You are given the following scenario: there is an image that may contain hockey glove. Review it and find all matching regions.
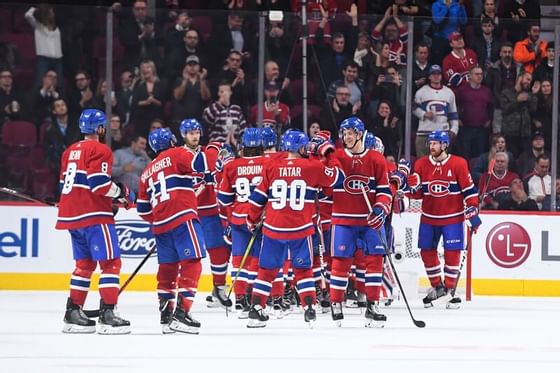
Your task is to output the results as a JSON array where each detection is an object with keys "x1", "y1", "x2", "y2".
[
  {"x1": 407, "y1": 172, "x2": 422, "y2": 193},
  {"x1": 465, "y1": 206, "x2": 482, "y2": 233},
  {"x1": 223, "y1": 225, "x2": 232, "y2": 246},
  {"x1": 215, "y1": 143, "x2": 235, "y2": 172},
  {"x1": 115, "y1": 182, "x2": 135, "y2": 209},
  {"x1": 246, "y1": 217, "x2": 257, "y2": 234},
  {"x1": 307, "y1": 133, "x2": 329, "y2": 156},
  {"x1": 389, "y1": 170, "x2": 408, "y2": 191},
  {"x1": 367, "y1": 203, "x2": 388, "y2": 230},
  {"x1": 397, "y1": 158, "x2": 411, "y2": 177}
]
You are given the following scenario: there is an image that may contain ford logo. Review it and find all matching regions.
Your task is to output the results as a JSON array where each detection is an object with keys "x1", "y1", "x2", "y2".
[{"x1": 115, "y1": 220, "x2": 156, "y2": 258}]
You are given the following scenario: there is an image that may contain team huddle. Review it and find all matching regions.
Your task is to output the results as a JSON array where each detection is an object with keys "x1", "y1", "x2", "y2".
[{"x1": 56, "y1": 108, "x2": 482, "y2": 335}]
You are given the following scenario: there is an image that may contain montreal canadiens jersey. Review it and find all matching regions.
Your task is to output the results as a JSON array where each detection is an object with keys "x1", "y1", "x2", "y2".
[
  {"x1": 218, "y1": 155, "x2": 268, "y2": 226},
  {"x1": 192, "y1": 144, "x2": 220, "y2": 218},
  {"x1": 412, "y1": 154, "x2": 478, "y2": 225},
  {"x1": 442, "y1": 49, "x2": 478, "y2": 87},
  {"x1": 479, "y1": 170, "x2": 519, "y2": 206},
  {"x1": 136, "y1": 147, "x2": 208, "y2": 234},
  {"x1": 413, "y1": 84, "x2": 459, "y2": 135},
  {"x1": 249, "y1": 156, "x2": 344, "y2": 240},
  {"x1": 56, "y1": 139, "x2": 116, "y2": 230},
  {"x1": 331, "y1": 148, "x2": 392, "y2": 226}
]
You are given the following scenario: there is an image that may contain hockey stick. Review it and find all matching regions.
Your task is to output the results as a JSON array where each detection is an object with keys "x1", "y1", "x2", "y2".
[
  {"x1": 314, "y1": 196, "x2": 329, "y2": 289},
  {"x1": 450, "y1": 227, "x2": 473, "y2": 298},
  {"x1": 83, "y1": 247, "x2": 156, "y2": 317},
  {"x1": 0, "y1": 187, "x2": 57, "y2": 206},
  {"x1": 361, "y1": 186, "x2": 426, "y2": 328}
]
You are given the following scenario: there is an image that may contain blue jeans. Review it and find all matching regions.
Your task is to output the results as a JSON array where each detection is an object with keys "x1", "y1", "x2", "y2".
[{"x1": 35, "y1": 56, "x2": 64, "y2": 88}]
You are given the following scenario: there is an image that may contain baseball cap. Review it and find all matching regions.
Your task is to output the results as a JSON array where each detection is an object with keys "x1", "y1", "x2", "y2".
[
  {"x1": 448, "y1": 31, "x2": 463, "y2": 42},
  {"x1": 186, "y1": 55, "x2": 200, "y2": 65},
  {"x1": 264, "y1": 80, "x2": 280, "y2": 91},
  {"x1": 532, "y1": 131, "x2": 545, "y2": 141},
  {"x1": 428, "y1": 64, "x2": 442, "y2": 75}
]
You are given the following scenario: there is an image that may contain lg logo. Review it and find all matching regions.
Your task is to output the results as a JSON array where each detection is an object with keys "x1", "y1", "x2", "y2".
[{"x1": 486, "y1": 222, "x2": 531, "y2": 268}]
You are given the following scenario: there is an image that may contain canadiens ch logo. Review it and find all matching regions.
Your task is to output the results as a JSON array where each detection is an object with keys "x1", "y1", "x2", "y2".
[
  {"x1": 343, "y1": 175, "x2": 370, "y2": 195},
  {"x1": 428, "y1": 180, "x2": 450, "y2": 197}
]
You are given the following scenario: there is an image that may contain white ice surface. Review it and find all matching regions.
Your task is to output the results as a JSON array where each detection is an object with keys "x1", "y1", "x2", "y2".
[{"x1": 0, "y1": 291, "x2": 559, "y2": 373}]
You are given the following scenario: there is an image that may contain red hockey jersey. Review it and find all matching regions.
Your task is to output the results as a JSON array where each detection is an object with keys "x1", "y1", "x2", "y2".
[
  {"x1": 479, "y1": 170, "x2": 519, "y2": 206},
  {"x1": 218, "y1": 155, "x2": 268, "y2": 226},
  {"x1": 56, "y1": 139, "x2": 116, "y2": 230},
  {"x1": 442, "y1": 49, "x2": 478, "y2": 87},
  {"x1": 412, "y1": 155, "x2": 478, "y2": 225},
  {"x1": 136, "y1": 147, "x2": 208, "y2": 234},
  {"x1": 192, "y1": 144, "x2": 220, "y2": 218},
  {"x1": 248, "y1": 156, "x2": 344, "y2": 240},
  {"x1": 331, "y1": 148, "x2": 392, "y2": 226}
]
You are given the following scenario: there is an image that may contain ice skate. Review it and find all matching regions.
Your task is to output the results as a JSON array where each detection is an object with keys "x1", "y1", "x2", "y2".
[
  {"x1": 97, "y1": 300, "x2": 131, "y2": 335},
  {"x1": 169, "y1": 302, "x2": 201, "y2": 334},
  {"x1": 344, "y1": 283, "x2": 359, "y2": 308},
  {"x1": 303, "y1": 296, "x2": 316, "y2": 328},
  {"x1": 206, "y1": 286, "x2": 232, "y2": 309},
  {"x1": 272, "y1": 297, "x2": 285, "y2": 319},
  {"x1": 319, "y1": 289, "x2": 330, "y2": 313},
  {"x1": 357, "y1": 292, "x2": 367, "y2": 308},
  {"x1": 247, "y1": 298, "x2": 269, "y2": 328},
  {"x1": 446, "y1": 296, "x2": 462, "y2": 309},
  {"x1": 364, "y1": 301, "x2": 387, "y2": 328},
  {"x1": 236, "y1": 295, "x2": 250, "y2": 319},
  {"x1": 62, "y1": 298, "x2": 96, "y2": 334},
  {"x1": 330, "y1": 302, "x2": 344, "y2": 327},
  {"x1": 159, "y1": 298, "x2": 175, "y2": 334},
  {"x1": 423, "y1": 284, "x2": 452, "y2": 308}
]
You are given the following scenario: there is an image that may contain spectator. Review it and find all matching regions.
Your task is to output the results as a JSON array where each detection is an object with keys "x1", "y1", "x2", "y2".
[
  {"x1": 172, "y1": 55, "x2": 211, "y2": 126},
  {"x1": 146, "y1": 118, "x2": 164, "y2": 158},
  {"x1": 533, "y1": 79, "x2": 553, "y2": 151},
  {"x1": 369, "y1": 42, "x2": 392, "y2": 76},
  {"x1": 484, "y1": 42, "x2": 518, "y2": 134},
  {"x1": 474, "y1": 0, "x2": 503, "y2": 38},
  {"x1": 532, "y1": 42, "x2": 554, "y2": 84},
  {"x1": 430, "y1": 0, "x2": 467, "y2": 65},
  {"x1": 504, "y1": 0, "x2": 541, "y2": 44},
  {"x1": 119, "y1": 0, "x2": 162, "y2": 70},
  {"x1": 526, "y1": 153, "x2": 551, "y2": 209},
  {"x1": 112, "y1": 135, "x2": 151, "y2": 194},
  {"x1": 352, "y1": 32, "x2": 375, "y2": 84},
  {"x1": 308, "y1": 121, "x2": 321, "y2": 138},
  {"x1": 371, "y1": 6, "x2": 408, "y2": 65},
  {"x1": 412, "y1": 43, "x2": 430, "y2": 94},
  {"x1": 165, "y1": 29, "x2": 209, "y2": 82},
  {"x1": 130, "y1": 60, "x2": 166, "y2": 138},
  {"x1": 473, "y1": 17, "x2": 501, "y2": 74},
  {"x1": 203, "y1": 82, "x2": 247, "y2": 147},
  {"x1": 442, "y1": 32, "x2": 478, "y2": 88},
  {"x1": 319, "y1": 84, "x2": 358, "y2": 141},
  {"x1": 24, "y1": 5, "x2": 63, "y2": 88},
  {"x1": 517, "y1": 131, "x2": 548, "y2": 178},
  {"x1": 207, "y1": 12, "x2": 253, "y2": 73},
  {"x1": 497, "y1": 178, "x2": 539, "y2": 211},
  {"x1": 44, "y1": 98, "x2": 81, "y2": 173},
  {"x1": 499, "y1": 71, "x2": 538, "y2": 157},
  {"x1": 211, "y1": 50, "x2": 248, "y2": 112},
  {"x1": 326, "y1": 61, "x2": 365, "y2": 110},
  {"x1": 472, "y1": 133, "x2": 516, "y2": 184},
  {"x1": 69, "y1": 70, "x2": 95, "y2": 113},
  {"x1": 28, "y1": 69, "x2": 62, "y2": 126},
  {"x1": 456, "y1": 66, "x2": 493, "y2": 160},
  {"x1": 262, "y1": 60, "x2": 292, "y2": 106},
  {"x1": 92, "y1": 79, "x2": 117, "y2": 113},
  {"x1": 368, "y1": 99, "x2": 401, "y2": 158},
  {"x1": 163, "y1": 11, "x2": 191, "y2": 57},
  {"x1": 542, "y1": 177, "x2": 560, "y2": 212},
  {"x1": 413, "y1": 64, "x2": 459, "y2": 157},
  {"x1": 248, "y1": 80, "x2": 290, "y2": 132},
  {"x1": 108, "y1": 114, "x2": 126, "y2": 151},
  {"x1": 266, "y1": 16, "x2": 296, "y2": 80},
  {"x1": 479, "y1": 151, "x2": 519, "y2": 209},
  {"x1": 0, "y1": 68, "x2": 24, "y2": 123},
  {"x1": 315, "y1": 30, "x2": 356, "y2": 94},
  {"x1": 513, "y1": 23, "x2": 547, "y2": 74},
  {"x1": 369, "y1": 64, "x2": 403, "y2": 118},
  {"x1": 115, "y1": 69, "x2": 137, "y2": 127}
]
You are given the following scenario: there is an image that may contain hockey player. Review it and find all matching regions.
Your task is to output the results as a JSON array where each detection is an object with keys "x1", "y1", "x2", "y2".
[
  {"x1": 137, "y1": 128, "x2": 210, "y2": 334},
  {"x1": 57, "y1": 108, "x2": 133, "y2": 335},
  {"x1": 218, "y1": 128, "x2": 267, "y2": 318},
  {"x1": 328, "y1": 117, "x2": 392, "y2": 327},
  {"x1": 408, "y1": 130, "x2": 481, "y2": 309},
  {"x1": 246, "y1": 130, "x2": 344, "y2": 328},
  {"x1": 179, "y1": 118, "x2": 233, "y2": 309}
]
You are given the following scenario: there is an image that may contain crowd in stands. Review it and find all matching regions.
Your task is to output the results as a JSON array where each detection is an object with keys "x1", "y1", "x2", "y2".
[{"x1": 0, "y1": 0, "x2": 558, "y2": 211}]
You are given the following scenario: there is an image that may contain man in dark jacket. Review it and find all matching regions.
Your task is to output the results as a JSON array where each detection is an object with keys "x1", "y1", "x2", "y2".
[{"x1": 319, "y1": 84, "x2": 361, "y2": 141}]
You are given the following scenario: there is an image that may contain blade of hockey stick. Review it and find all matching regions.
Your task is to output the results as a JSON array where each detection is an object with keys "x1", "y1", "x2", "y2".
[
  {"x1": 361, "y1": 186, "x2": 426, "y2": 328},
  {"x1": 0, "y1": 187, "x2": 57, "y2": 206}
]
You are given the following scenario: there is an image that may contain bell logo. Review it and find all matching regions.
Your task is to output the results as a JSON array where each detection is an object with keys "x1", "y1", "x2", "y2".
[{"x1": 486, "y1": 222, "x2": 531, "y2": 268}]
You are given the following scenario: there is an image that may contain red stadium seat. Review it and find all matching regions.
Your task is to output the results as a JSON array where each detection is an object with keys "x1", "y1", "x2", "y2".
[
  {"x1": 1, "y1": 121, "x2": 37, "y2": 147},
  {"x1": 289, "y1": 79, "x2": 317, "y2": 105},
  {"x1": 190, "y1": 16, "x2": 213, "y2": 42}
]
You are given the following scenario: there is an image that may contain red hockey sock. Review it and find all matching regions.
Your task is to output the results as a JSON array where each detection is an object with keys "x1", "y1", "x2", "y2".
[
  {"x1": 354, "y1": 249, "x2": 366, "y2": 294},
  {"x1": 208, "y1": 246, "x2": 230, "y2": 286},
  {"x1": 294, "y1": 268, "x2": 317, "y2": 305},
  {"x1": 421, "y1": 249, "x2": 442, "y2": 287},
  {"x1": 98, "y1": 258, "x2": 121, "y2": 305},
  {"x1": 312, "y1": 255, "x2": 323, "y2": 287},
  {"x1": 231, "y1": 255, "x2": 248, "y2": 298},
  {"x1": 251, "y1": 268, "x2": 278, "y2": 307},
  {"x1": 157, "y1": 262, "x2": 178, "y2": 305},
  {"x1": 69, "y1": 259, "x2": 96, "y2": 306},
  {"x1": 177, "y1": 259, "x2": 202, "y2": 312},
  {"x1": 329, "y1": 257, "x2": 353, "y2": 303},
  {"x1": 270, "y1": 268, "x2": 284, "y2": 298},
  {"x1": 365, "y1": 255, "x2": 383, "y2": 301},
  {"x1": 444, "y1": 250, "x2": 462, "y2": 289}
]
